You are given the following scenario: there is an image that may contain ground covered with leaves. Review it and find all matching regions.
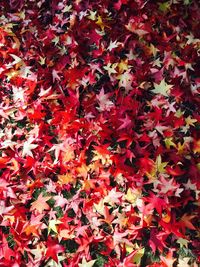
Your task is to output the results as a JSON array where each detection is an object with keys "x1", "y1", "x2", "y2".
[{"x1": 0, "y1": 0, "x2": 200, "y2": 266}]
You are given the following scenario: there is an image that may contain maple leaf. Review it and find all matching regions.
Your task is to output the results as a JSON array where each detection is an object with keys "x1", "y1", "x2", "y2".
[
  {"x1": 160, "y1": 250, "x2": 176, "y2": 267},
  {"x1": 0, "y1": 1, "x2": 199, "y2": 265},
  {"x1": 0, "y1": 235, "x2": 16, "y2": 260},
  {"x1": 93, "y1": 144, "x2": 112, "y2": 165},
  {"x1": 23, "y1": 224, "x2": 40, "y2": 237},
  {"x1": 48, "y1": 219, "x2": 62, "y2": 234},
  {"x1": 159, "y1": 2, "x2": 171, "y2": 12},
  {"x1": 107, "y1": 40, "x2": 121, "y2": 51},
  {"x1": 58, "y1": 173, "x2": 76, "y2": 185},
  {"x1": 117, "y1": 133, "x2": 133, "y2": 148},
  {"x1": 152, "y1": 79, "x2": 173, "y2": 97},
  {"x1": 132, "y1": 247, "x2": 145, "y2": 265},
  {"x1": 149, "y1": 228, "x2": 167, "y2": 253},
  {"x1": 117, "y1": 70, "x2": 133, "y2": 92},
  {"x1": 185, "y1": 115, "x2": 197, "y2": 127},
  {"x1": 118, "y1": 59, "x2": 131, "y2": 73},
  {"x1": 30, "y1": 193, "x2": 51, "y2": 213},
  {"x1": 103, "y1": 62, "x2": 118, "y2": 76},
  {"x1": 117, "y1": 114, "x2": 132, "y2": 130},
  {"x1": 21, "y1": 138, "x2": 38, "y2": 157},
  {"x1": 177, "y1": 257, "x2": 191, "y2": 267},
  {"x1": 52, "y1": 69, "x2": 60, "y2": 83},
  {"x1": 95, "y1": 15, "x2": 109, "y2": 31},
  {"x1": 47, "y1": 255, "x2": 66, "y2": 267},
  {"x1": 124, "y1": 188, "x2": 141, "y2": 205},
  {"x1": 155, "y1": 125, "x2": 168, "y2": 135},
  {"x1": 93, "y1": 199, "x2": 105, "y2": 215},
  {"x1": 78, "y1": 257, "x2": 96, "y2": 267},
  {"x1": 22, "y1": 213, "x2": 44, "y2": 236},
  {"x1": 0, "y1": 156, "x2": 10, "y2": 168},
  {"x1": 177, "y1": 238, "x2": 189, "y2": 249},
  {"x1": 0, "y1": 200, "x2": 14, "y2": 216},
  {"x1": 104, "y1": 188, "x2": 123, "y2": 205},
  {"x1": 76, "y1": 231, "x2": 94, "y2": 256},
  {"x1": 54, "y1": 194, "x2": 68, "y2": 207},
  {"x1": 156, "y1": 155, "x2": 168, "y2": 174},
  {"x1": 6, "y1": 53, "x2": 22, "y2": 68},
  {"x1": 179, "y1": 214, "x2": 196, "y2": 232},
  {"x1": 1, "y1": 139, "x2": 17, "y2": 150},
  {"x1": 154, "y1": 176, "x2": 183, "y2": 196},
  {"x1": 139, "y1": 156, "x2": 155, "y2": 177},
  {"x1": 48, "y1": 141, "x2": 74, "y2": 164},
  {"x1": 121, "y1": 250, "x2": 138, "y2": 267},
  {"x1": 166, "y1": 165, "x2": 185, "y2": 176},
  {"x1": 45, "y1": 237, "x2": 64, "y2": 263},
  {"x1": 176, "y1": 142, "x2": 186, "y2": 154},
  {"x1": 164, "y1": 137, "x2": 176, "y2": 149},
  {"x1": 193, "y1": 139, "x2": 200, "y2": 154},
  {"x1": 0, "y1": 108, "x2": 9, "y2": 119},
  {"x1": 144, "y1": 192, "x2": 167, "y2": 215},
  {"x1": 87, "y1": 10, "x2": 97, "y2": 20},
  {"x1": 100, "y1": 206, "x2": 115, "y2": 224}
]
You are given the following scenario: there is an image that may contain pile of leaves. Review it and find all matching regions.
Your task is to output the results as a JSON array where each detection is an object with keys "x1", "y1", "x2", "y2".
[{"x1": 0, "y1": 0, "x2": 200, "y2": 266}]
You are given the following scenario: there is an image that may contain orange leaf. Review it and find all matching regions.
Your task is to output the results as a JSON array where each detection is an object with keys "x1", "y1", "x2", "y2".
[{"x1": 30, "y1": 194, "x2": 51, "y2": 213}]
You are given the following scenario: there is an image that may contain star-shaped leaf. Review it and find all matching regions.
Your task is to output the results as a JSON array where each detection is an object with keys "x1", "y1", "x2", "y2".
[
  {"x1": 152, "y1": 79, "x2": 173, "y2": 97},
  {"x1": 78, "y1": 257, "x2": 96, "y2": 267},
  {"x1": 22, "y1": 139, "x2": 38, "y2": 157},
  {"x1": 30, "y1": 194, "x2": 51, "y2": 214}
]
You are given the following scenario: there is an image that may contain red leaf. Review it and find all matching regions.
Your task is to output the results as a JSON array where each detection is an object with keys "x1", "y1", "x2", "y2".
[
  {"x1": 149, "y1": 229, "x2": 168, "y2": 253},
  {"x1": 45, "y1": 237, "x2": 64, "y2": 263},
  {"x1": 0, "y1": 235, "x2": 16, "y2": 260}
]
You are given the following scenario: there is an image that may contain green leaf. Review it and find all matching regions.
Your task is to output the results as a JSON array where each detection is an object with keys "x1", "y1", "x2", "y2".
[
  {"x1": 93, "y1": 254, "x2": 108, "y2": 267},
  {"x1": 159, "y1": 1, "x2": 171, "y2": 12}
]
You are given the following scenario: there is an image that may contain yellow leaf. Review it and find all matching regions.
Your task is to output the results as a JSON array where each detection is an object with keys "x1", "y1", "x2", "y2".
[
  {"x1": 176, "y1": 142, "x2": 185, "y2": 155},
  {"x1": 132, "y1": 248, "x2": 145, "y2": 265},
  {"x1": 62, "y1": 5, "x2": 72, "y2": 13},
  {"x1": 175, "y1": 109, "x2": 184, "y2": 118},
  {"x1": 93, "y1": 199, "x2": 104, "y2": 215},
  {"x1": 185, "y1": 116, "x2": 197, "y2": 127},
  {"x1": 96, "y1": 16, "x2": 106, "y2": 31},
  {"x1": 48, "y1": 219, "x2": 61, "y2": 234},
  {"x1": 164, "y1": 137, "x2": 176, "y2": 149},
  {"x1": 118, "y1": 59, "x2": 130, "y2": 73},
  {"x1": 125, "y1": 244, "x2": 135, "y2": 254},
  {"x1": 156, "y1": 155, "x2": 168, "y2": 173},
  {"x1": 125, "y1": 188, "x2": 140, "y2": 204}
]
